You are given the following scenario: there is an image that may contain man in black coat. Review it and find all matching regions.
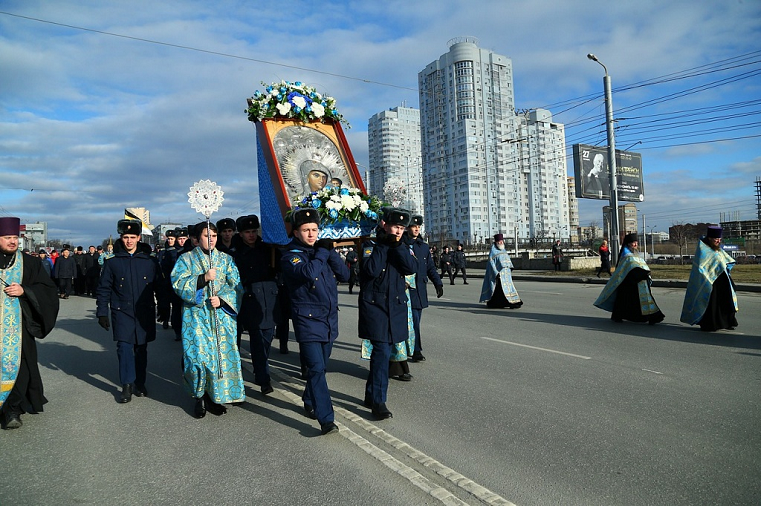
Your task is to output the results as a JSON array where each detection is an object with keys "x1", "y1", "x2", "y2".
[
  {"x1": 158, "y1": 229, "x2": 182, "y2": 339},
  {"x1": 96, "y1": 219, "x2": 167, "y2": 403},
  {"x1": 451, "y1": 243, "x2": 468, "y2": 284},
  {"x1": 83, "y1": 245, "x2": 100, "y2": 297},
  {"x1": 358, "y1": 208, "x2": 417, "y2": 420},
  {"x1": 1, "y1": 217, "x2": 59, "y2": 429},
  {"x1": 231, "y1": 215, "x2": 280, "y2": 396},
  {"x1": 439, "y1": 246, "x2": 454, "y2": 285},
  {"x1": 405, "y1": 215, "x2": 444, "y2": 363},
  {"x1": 345, "y1": 246, "x2": 359, "y2": 294},
  {"x1": 53, "y1": 245, "x2": 77, "y2": 298}
]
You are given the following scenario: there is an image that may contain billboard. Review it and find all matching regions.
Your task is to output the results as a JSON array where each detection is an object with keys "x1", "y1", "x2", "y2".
[{"x1": 573, "y1": 144, "x2": 644, "y2": 201}]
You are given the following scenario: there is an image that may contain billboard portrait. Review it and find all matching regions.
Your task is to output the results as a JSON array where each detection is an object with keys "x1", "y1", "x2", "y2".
[{"x1": 573, "y1": 144, "x2": 644, "y2": 202}]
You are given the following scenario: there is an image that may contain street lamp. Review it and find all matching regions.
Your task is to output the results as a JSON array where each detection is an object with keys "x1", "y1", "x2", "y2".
[{"x1": 588, "y1": 53, "x2": 620, "y2": 263}]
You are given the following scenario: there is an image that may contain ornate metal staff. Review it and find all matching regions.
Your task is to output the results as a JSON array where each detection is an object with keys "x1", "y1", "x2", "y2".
[{"x1": 188, "y1": 179, "x2": 225, "y2": 379}]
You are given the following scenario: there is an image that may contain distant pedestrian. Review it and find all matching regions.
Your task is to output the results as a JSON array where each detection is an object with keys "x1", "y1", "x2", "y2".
[
  {"x1": 594, "y1": 233, "x2": 665, "y2": 325},
  {"x1": 680, "y1": 225, "x2": 738, "y2": 331},
  {"x1": 480, "y1": 233, "x2": 523, "y2": 309},
  {"x1": 552, "y1": 240, "x2": 563, "y2": 272},
  {"x1": 452, "y1": 244, "x2": 468, "y2": 284},
  {"x1": 440, "y1": 246, "x2": 454, "y2": 285},
  {"x1": 53, "y1": 245, "x2": 76, "y2": 299},
  {"x1": 596, "y1": 239, "x2": 611, "y2": 277},
  {"x1": 345, "y1": 246, "x2": 359, "y2": 294}
]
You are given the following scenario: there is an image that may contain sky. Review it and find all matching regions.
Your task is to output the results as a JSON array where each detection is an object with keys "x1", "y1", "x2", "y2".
[{"x1": 1, "y1": 0, "x2": 760, "y2": 247}]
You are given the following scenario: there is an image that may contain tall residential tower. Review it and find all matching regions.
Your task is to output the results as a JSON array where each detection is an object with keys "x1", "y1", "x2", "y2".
[{"x1": 417, "y1": 37, "x2": 569, "y2": 245}]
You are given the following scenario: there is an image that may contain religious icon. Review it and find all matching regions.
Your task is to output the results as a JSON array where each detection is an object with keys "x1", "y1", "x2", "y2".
[{"x1": 256, "y1": 119, "x2": 366, "y2": 215}]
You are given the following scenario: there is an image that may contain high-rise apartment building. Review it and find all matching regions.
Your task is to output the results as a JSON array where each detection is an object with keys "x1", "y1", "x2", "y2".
[
  {"x1": 367, "y1": 106, "x2": 424, "y2": 215},
  {"x1": 417, "y1": 37, "x2": 569, "y2": 245}
]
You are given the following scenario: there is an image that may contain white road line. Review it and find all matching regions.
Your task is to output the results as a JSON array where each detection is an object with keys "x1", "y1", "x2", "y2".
[
  {"x1": 269, "y1": 370, "x2": 516, "y2": 506},
  {"x1": 480, "y1": 337, "x2": 591, "y2": 360},
  {"x1": 642, "y1": 369, "x2": 664, "y2": 375}
]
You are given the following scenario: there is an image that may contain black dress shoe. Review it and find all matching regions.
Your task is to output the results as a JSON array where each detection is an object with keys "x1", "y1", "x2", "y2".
[
  {"x1": 134, "y1": 384, "x2": 148, "y2": 397},
  {"x1": 410, "y1": 353, "x2": 426, "y2": 362},
  {"x1": 372, "y1": 403, "x2": 393, "y2": 420},
  {"x1": 261, "y1": 383, "x2": 274, "y2": 396},
  {"x1": 304, "y1": 404, "x2": 316, "y2": 419},
  {"x1": 399, "y1": 373, "x2": 413, "y2": 381},
  {"x1": 4, "y1": 410, "x2": 22, "y2": 429},
  {"x1": 320, "y1": 422, "x2": 339, "y2": 435},
  {"x1": 193, "y1": 398, "x2": 206, "y2": 418},
  {"x1": 119, "y1": 384, "x2": 132, "y2": 403},
  {"x1": 279, "y1": 347, "x2": 289, "y2": 355}
]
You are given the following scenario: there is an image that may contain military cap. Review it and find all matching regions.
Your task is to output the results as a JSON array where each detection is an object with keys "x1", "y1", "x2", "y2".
[
  {"x1": 62, "y1": 243, "x2": 71, "y2": 251},
  {"x1": 706, "y1": 225, "x2": 722, "y2": 238},
  {"x1": 117, "y1": 219, "x2": 142, "y2": 236},
  {"x1": 165, "y1": 229, "x2": 176, "y2": 238},
  {"x1": 96, "y1": 245, "x2": 103, "y2": 251},
  {"x1": 291, "y1": 209, "x2": 320, "y2": 230},
  {"x1": 176, "y1": 227, "x2": 189, "y2": 238},
  {"x1": 0, "y1": 217, "x2": 20, "y2": 236},
  {"x1": 216, "y1": 217, "x2": 236, "y2": 232},
  {"x1": 76, "y1": 246, "x2": 83, "y2": 252},
  {"x1": 186, "y1": 224, "x2": 197, "y2": 237},
  {"x1": 383, "y1": 208, "x2": 411, "y2": 227},
  {"x1": 236, "y1": 215, "x2": 260, "y2": 232},
  {"x1": 410, "y1": 215, "x2": 423, "y2": 227}
]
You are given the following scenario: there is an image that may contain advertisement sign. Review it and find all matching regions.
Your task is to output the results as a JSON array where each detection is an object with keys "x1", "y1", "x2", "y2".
[{"x1": 573, "y1": 144, "x2": 644, "y2": 201}]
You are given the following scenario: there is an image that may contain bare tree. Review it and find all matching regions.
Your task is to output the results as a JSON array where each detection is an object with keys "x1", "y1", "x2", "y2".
[{"x1": 669, "y1": 221, "x2": 691, "y2": 262}]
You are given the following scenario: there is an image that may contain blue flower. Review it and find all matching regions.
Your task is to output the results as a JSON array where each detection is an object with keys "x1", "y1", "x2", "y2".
[
  {"x1": 311, "y1": 199, "x2": 321, "y2": 209},
  {"x1": 329, "y1": 209, "x2": 338, "y2": 219},
  {"x1": 340, "y1": 188, "x2": 349, "y2": 195},
  {"x1": 254, "y1": 90, "x2": 261, "y2": 97},
  {"x1": 295, "y1": 81, "x2": 303, "y2": 86}
]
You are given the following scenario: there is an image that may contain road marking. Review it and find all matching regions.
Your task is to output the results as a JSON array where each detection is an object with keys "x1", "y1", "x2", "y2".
[
  {"x1": 265, "y1": 367, "x2": 517, "y2": 506},
  {"x1": 642, "y1": 369, "x2": 663, "y2": 375},
  {"x1": 480, "y1": 337, "x2": 591, "y2": 360}
]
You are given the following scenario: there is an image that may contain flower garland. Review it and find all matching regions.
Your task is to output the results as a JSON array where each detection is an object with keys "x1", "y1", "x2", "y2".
[
  {"x1": 287, "y1": 186, "x2": 386, "y2": 226},
  {"x1": 246, "y1": 80, "x2": 349, "y2": 127}
]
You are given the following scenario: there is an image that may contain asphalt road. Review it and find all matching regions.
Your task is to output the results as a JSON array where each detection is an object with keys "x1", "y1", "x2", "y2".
[{"x1": 3, "y1": 279, "x2": 760, "y2": 505}]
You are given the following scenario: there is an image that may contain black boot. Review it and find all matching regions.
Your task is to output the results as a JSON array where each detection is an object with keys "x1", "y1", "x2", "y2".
[
  {"x1": 119, "y1": 384, "x2": 132, "y2": 403},
  {"x1": 193, "y1": 397, "x2": 206, "y2": 418},
  {"x1": 3, "y1": 409, "x2": 22, "y2": 429},
  {"x1": 372, "y1": 403, "x2": 393, "y2": 420}
]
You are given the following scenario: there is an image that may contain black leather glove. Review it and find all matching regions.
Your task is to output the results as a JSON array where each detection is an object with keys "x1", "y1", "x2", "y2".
[
  {"x1": 98, "y1": 316, "x2": 110, "y2": 331},
  {"x1": 315, "y1": 239, "x2": 334, "y2": 251},
  {"x1": 384, "y1": 234, "x2": 402, "y2": 248},
  {"x1": 435, "y1": 285, "x2": 444, "y2": 298}
]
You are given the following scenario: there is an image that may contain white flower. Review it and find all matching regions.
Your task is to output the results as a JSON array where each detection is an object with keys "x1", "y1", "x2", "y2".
[
  {"x1": 326, "y1": 200, "x2": 341, "y2": 211},
  {"x1": 312, "y1": 102, "x2": 325, "y2": 118},
  {"x1": 330, "y1": 195, "x2": 341, "y2": 202},
  {"x1": 291, "y1": 95, "x2": 307, "y2": 109},
  {"x1": 359, "y1": 201, "x2": 369, "y2": 212},
  {"x1": 341, "y1": 194, "x2": 357, "y2": 211},
  {"x1": 276, "y1": 102, "x2": 291, "y2": 115}
]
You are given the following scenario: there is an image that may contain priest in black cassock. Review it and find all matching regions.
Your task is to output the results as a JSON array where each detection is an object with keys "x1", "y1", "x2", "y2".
[{"x1": 0, "y1": 217, "x2": 60, "y2": 429}]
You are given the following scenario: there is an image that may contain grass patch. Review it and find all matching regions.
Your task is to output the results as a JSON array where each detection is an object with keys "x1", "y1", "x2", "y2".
[{"x1": 538, "y1": 264, "x2": 761, "y2": 283}]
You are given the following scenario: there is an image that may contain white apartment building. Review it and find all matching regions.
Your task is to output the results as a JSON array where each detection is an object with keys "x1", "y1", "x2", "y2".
[
  {"x1": 417, "y1": 37, "x2": 569, "y2": 245},
  {"x1": 367, "y1": 106, "x2": 424, "y2": 216}
]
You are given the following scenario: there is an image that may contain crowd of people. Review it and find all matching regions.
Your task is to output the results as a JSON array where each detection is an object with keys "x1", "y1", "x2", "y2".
[{"x1": 0, "y1": 213, "x2": 740, "y2": 433}]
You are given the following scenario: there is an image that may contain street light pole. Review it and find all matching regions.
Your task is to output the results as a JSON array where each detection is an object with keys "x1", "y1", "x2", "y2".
[{"x1": 588, "y1": 53, "x2": 620, "y2": 263}]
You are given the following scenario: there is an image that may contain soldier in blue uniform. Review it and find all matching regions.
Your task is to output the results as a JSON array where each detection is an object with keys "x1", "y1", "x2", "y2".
[
  {"x1": 96, "y1": 219, "x2": 167, "y2": 403},
  {"x1": 231, "y1": 215, "x2": 280, "y2": 396},
  {"x1": 281, "y1": 209, "x2": 349, "y2": 435},
  {"x1": 215, "y1": 217, "x2": 236, "y2": 255},
  {"x1": 405, "y1": 215, "x2": 444, "y2": 363},
  {"x1": 358, "y1": 208, "x2": 417, "y2": 420}
]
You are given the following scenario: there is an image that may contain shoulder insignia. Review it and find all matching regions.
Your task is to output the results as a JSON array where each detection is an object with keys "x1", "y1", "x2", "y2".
[
  {"x1": 290, "y1": 256, "x2": 302, "y2": 265},
  {"x1": 363, "y1": 247, "x2": 374, "y2": 257}
]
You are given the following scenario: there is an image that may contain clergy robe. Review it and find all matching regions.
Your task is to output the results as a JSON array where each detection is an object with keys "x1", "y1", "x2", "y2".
[
  {"x1": 1, "y1": 251, "x2": 59, "y2": 412},
  {"x1": 171, "y1": 247, "x2": 245, "y2": 404}
]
